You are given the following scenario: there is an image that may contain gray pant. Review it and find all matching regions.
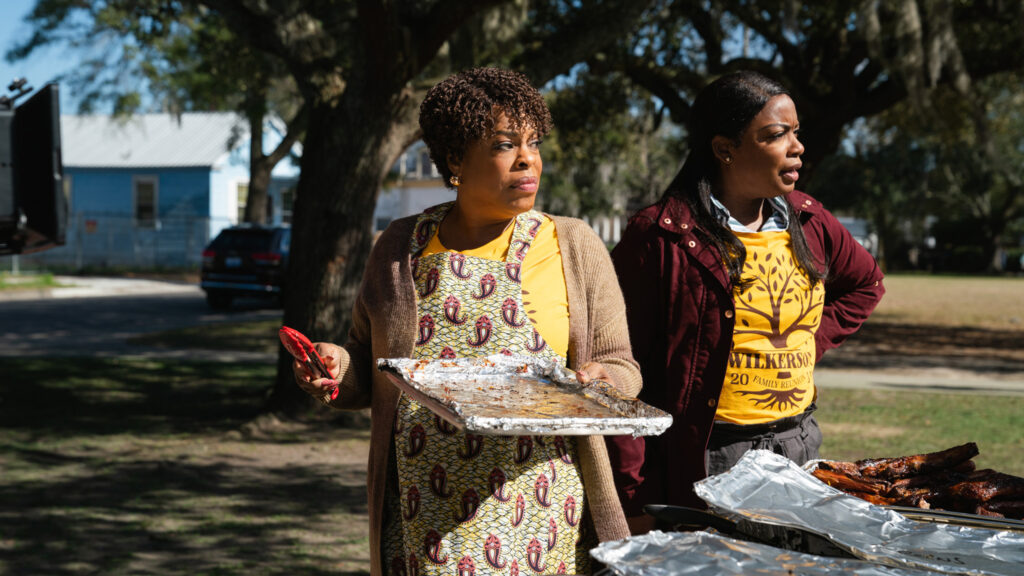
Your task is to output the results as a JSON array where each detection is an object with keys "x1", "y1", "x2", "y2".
[{"x1": 706, "y1": 407, "x2": 823, "y2": 476}]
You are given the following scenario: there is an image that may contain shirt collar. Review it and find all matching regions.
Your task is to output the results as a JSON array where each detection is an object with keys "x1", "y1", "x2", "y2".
[{"x1": 709, "y1": 194, "x2": 790, "y2": 233}]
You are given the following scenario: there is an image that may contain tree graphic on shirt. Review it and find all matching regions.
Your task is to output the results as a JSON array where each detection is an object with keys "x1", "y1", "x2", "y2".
[
  {"x1": 731, "y1": 250, "x2": 822, "y2": 412},
  {"x1": 734, "y1": 251, "x2": 822, "y2": 348},
  {"x1": 738, "y1": 387, "x2": 806, "y2": 411}
]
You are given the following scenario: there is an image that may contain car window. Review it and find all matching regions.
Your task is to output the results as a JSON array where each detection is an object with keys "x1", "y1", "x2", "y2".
[{"x1": 209, "y1": 230, "x2": 277, "y2": 252}]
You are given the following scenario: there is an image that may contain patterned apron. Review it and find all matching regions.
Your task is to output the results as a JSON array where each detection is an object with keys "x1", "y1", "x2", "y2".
[{"x1": 382, "y1": 203, "x2": 591, "y2": 576}]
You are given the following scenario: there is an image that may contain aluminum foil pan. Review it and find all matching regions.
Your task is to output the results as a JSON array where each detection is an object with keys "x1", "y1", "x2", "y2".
[
  {"x1": 591, "y1": 530, "x2": 941, "y2": 576},
  {"x1": 377, "y1": 355, "x2": 672, "y2": 436},
  {"x1": 694, "y1": 450, "x2": 1024, "y2": 576}
]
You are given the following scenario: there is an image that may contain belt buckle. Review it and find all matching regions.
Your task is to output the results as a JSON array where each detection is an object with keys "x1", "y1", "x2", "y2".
[{"x1": 768, "y1": 415, "x2": 798, "y2": 433}]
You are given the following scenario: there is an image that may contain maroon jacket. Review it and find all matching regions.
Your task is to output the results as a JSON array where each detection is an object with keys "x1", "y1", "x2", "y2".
[{"x1": 606, "y1": 190, "x2": 885, "y2": 514}]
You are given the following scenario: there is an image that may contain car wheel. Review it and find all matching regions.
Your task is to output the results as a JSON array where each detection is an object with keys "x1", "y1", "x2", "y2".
[{"x1": 206, "y1": 292, "x2": 233, "y2": 310}]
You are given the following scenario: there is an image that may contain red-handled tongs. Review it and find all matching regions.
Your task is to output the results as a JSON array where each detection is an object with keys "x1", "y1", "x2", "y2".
[{"x1": 279, "y1": 326, "x2": 339, "y2": 400}]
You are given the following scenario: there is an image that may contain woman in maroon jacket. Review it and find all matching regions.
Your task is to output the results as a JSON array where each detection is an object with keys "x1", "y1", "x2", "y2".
[{"x1": 607, "y1": 71, "x2": 885, "y2": 532}]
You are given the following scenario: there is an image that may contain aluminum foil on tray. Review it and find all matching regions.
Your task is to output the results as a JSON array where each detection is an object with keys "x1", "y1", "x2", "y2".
[
  {"x1": 591, "y1": 530, "x2": 941, "y2": 576},
  {"x1": 376, "y1": 354, "x2": 671, "y2": 436},
  {"x1": 693, "y1": 450, "x2": 1024, "y2": 576}
]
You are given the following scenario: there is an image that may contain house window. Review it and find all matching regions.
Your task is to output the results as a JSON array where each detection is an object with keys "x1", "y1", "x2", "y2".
[
  {"x1": 404, "y1": 152, "x2": 417, "y2": 177},
  {"x1": 62, "y1": 174, "x2": 72, "y2": 214},
  {"x1": 236, "y1": 182, "x2": 249, "y2": 223},
  {"x1": 420, "y1": 151, "x2": 434, "y2": 178},
  {"x1": 281, "y1": 187, "x2": 294, "y2": 224},
  {"x1": 133, "y1": 176, "x2": 158, "y2": 228}
]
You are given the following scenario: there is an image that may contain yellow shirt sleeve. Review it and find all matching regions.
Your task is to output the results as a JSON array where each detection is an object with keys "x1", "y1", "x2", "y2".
[{"x1": 420, "y1": 217, "x2": 569, "y2": 358}]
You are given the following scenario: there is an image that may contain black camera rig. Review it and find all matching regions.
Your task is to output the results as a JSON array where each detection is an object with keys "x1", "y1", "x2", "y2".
[{"x1": 1, "y1": 78, "x2": 66, "y2": 256}]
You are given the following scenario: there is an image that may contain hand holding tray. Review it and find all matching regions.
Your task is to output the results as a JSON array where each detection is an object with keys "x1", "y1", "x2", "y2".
[{"x1": 378, "y1": 355, "x2": 671, "y2": 436}]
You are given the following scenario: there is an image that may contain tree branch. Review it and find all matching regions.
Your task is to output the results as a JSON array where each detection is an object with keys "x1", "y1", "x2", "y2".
[
  {"x1": 266, "y1": 102, "x2": 308, "y2": 166},
  {"x1": 410, "y1": 0, "x2": 511, "y2": 75},
  {"x1": 197, "y1": 1, "x2": 291, "y2": 60},
  {"x1": 854, "y1": 78, "x2": 909, "y2": 119},
  {"x1": 678, "y1": 1, "x2": 724, "y2": 73},
  {"x1": 199, "y1": 0, "x2": 346, "y2": 94},
  {"x1": 617, "y1": 56, "x2": 697, "y2": 126},
  {"x1": 724, "y1": 0, "x2": 802, "y2": 69},
  {"x1": 514, "y1": 1, "x2": 656, "y2": 86}
]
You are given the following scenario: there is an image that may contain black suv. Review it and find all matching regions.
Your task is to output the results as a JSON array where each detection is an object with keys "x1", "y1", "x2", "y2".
[{"x1": 200, "y1": 225, "x2": 290, "y2": 309}]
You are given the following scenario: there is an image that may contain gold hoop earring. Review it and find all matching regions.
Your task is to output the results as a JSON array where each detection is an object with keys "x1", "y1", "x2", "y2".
[{"x1": 449, "y1": 175, "x2": 461, "y2": 187}]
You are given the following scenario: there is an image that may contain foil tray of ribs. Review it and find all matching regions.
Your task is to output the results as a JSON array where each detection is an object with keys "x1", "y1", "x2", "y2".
[
  {"x1": 696, "y1": 450, "x2": 1024, "y2": 576},
  {"x1": 807, "y1": 442, "x2": 1024, "y2": 526},
  {"x1": 376, "y1": 354, "x2": 673, "y2": 436}
]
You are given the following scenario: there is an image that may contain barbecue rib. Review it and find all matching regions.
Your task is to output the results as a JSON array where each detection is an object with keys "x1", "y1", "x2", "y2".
[
  {"x1": 856, "y1": 442, "x2": 979, "y2": 479},
  {"x1": 885, "y1": 468, "x2": 971, "y2": 498},
  {"x1": 817, "y1": 460, "x2": 861, "y2": 476},
  {"x1": 809, "y1": 443, "x2": 1024, "y2": 520},
  {"x1": 949, "y1": 470, "x2": 1024, "y2": 502},
  {"x1": 979, "y1": 500, "x2": 1024, "y2": 518},
  {"x1": 811, "y1": 468, "x2": 889, "y2": 495},
  {"x1": 845, "y1": 491, "x2": 899, "y2": 506}
]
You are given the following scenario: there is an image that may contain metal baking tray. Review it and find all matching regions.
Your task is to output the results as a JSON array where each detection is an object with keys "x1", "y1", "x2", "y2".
[
  {"x1": 377, "y1": 355, "x2": 672, "y2": 436},
  {"x1": 702, "y1": 451, "x2": 1024, "y2": 576},
  {"x1": 884, "y1": 506, "x2": 1024, "y2": 533}
]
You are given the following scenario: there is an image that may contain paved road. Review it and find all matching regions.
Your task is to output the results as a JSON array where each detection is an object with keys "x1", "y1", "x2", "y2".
[{"x1": 0, "y1": 277, "x2": 281, "y2": 361}]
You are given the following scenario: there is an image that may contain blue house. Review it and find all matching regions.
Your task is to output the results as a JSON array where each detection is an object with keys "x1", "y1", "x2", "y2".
[{"x1": 22, "y1": 111, "x2": 299, "y2": 269}]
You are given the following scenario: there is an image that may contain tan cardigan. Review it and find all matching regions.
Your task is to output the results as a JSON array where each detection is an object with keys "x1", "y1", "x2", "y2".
[{"x1": 326, "y1": 213, "x2": 641, "y2": 574}]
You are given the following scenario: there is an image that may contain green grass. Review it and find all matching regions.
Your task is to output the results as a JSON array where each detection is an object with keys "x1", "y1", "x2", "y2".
[
  {"x1": 0, "y1": 357, "x2": 371, "y2": 575},
  {"x1": 28, "y1": 264, "x2": 200, "y2": 282},
  {"x1": 0, "y1": 272, "x2": 69, "y2": 291},
  {"x1": 1, "y1": 274, "x2": 1020, "y2": 572},
  {"x1": 815, "y1": 275, "x2": 1024, "y2": 471},
  {"x1": 127, "y1": 318, "x2": 282, "y2": 353},
  {"x1": 817, "y1": 388, "x2": 1024, "y2": 475},
  {"x1": 874, "y1": 274, "x2": 1024, "y2": 329}
]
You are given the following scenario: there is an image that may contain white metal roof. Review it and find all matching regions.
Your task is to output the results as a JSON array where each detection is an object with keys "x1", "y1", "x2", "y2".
[{"x1": 60, "y1": 112, "x2": 247, "y2": 169}]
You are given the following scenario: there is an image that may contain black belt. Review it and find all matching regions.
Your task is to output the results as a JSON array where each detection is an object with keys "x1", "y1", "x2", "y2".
[{"x1": 710, "y1": 403, "x2": 817, "y2": 441}]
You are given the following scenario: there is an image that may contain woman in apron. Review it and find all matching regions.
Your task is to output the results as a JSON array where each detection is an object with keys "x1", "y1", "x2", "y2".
[{"x1": 293, "y1": 67, "x2": 641, "y2": 575}]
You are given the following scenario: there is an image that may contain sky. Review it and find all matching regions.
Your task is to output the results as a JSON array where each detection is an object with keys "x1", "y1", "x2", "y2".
[{"x1": 0, "y1": 0, "x2": 80, "y2": 112}]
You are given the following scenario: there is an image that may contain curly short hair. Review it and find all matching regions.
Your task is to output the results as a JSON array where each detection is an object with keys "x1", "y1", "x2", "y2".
[{"x1": 419, "y1": 67, "x2": 553, "y2": 188}]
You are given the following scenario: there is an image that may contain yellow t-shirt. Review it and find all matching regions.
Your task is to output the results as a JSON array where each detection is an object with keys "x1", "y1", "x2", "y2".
[
  {"x1": 420, "y1": 217, "x2": 569, "y2": 358},
  {"x1": 715, "y1": 230, "x2": 824, "y2": 424}
]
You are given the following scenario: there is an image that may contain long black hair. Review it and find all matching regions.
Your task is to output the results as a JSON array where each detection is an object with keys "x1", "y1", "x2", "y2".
[{"x1": 664, "y1": 71, "x2": 826, "y2": 289}]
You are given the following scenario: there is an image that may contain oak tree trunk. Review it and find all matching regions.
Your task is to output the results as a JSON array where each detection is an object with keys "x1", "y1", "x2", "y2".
[
  {"x1": 266, "y1": 85, "x2": 418, "y2": 416},
  {"x1": 244, "y1": 157, "x2": 272, "y2": 225}
]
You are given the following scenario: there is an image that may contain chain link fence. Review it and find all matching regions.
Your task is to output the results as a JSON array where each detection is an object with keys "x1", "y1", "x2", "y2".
[{"x1": 11, "y1": 211, "x2": 233, "y2": 272}]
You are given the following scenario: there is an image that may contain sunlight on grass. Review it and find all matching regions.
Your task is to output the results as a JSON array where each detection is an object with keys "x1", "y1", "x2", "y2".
[
  {"x1": 874, "y1": 274, "x2": 1024, "y2": 328},
  {"x1": 817, "y1": 388, "x2": 1024, "y2": 475}
]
